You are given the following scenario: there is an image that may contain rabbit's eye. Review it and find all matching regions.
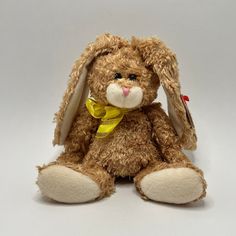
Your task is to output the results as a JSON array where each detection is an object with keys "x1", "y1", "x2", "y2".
[
  {"x1": 128, "y1": 74, "x2": 137, "y2": 81},
  {"x1": 114, "y1": 73, "x2": 122, "y2": 80}
]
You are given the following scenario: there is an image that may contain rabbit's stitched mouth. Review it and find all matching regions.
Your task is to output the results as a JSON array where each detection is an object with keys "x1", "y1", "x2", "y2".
[{"x1": 106, "y1": 83, "x2": 143, "y2": 109}]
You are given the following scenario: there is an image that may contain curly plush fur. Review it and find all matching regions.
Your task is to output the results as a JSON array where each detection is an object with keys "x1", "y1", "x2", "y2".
[{"x1": 37, "y1": 34, "x2": 207, "y2": 204}]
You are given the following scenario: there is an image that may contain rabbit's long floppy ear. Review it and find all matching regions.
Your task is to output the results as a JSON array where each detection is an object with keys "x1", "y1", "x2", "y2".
[
  {"x1": 132, "y1": 37, "x2": 197, "y2": 150},
  {"x1": 53, "y1": 34, "x2": 129, "y2": 145}
]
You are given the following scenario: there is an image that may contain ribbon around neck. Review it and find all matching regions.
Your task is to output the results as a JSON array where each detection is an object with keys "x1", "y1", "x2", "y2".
[{"x1": 86, "y1": 98, "x2": 129, "y2": 138}]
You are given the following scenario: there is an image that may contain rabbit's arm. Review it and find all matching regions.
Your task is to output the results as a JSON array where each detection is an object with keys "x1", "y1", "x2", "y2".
[
  {"x1": 144, "y1": 103, "x2": 182, "y2": 158},
  {"x1": 64, "y1": 105, "x2": 99, "y2": 155}
]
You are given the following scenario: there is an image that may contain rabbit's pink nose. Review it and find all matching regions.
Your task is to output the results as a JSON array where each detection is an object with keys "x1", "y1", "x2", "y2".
[{"x1": 122, "y1": 87, "x2": 130, "y2": 97}]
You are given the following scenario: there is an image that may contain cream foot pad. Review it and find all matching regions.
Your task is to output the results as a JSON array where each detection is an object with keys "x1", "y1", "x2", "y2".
[
  {"x1": 37, "y1": 165, "x2": 101, "y2": 203},
  {"x1": 140, "y1": 167, "x2": 204, "y2": 204}
]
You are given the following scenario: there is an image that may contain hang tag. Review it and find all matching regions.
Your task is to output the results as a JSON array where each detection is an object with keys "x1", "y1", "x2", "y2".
[{"x1": 180, "y1": 95, "x2": 195, "y2": 128}]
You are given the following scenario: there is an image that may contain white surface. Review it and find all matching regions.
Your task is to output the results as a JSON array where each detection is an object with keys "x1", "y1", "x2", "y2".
[{"x1": 0, "y1": 0, "x2": 236, "y2": 235}]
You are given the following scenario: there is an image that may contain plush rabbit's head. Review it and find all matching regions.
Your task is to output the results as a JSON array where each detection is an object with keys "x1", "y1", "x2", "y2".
[
  {"x1": 53, "y1": 34, "x2": 197, "y2": 150},
  {"x1": 87, "y1": 46, "x2": 159, "y2": 109}
]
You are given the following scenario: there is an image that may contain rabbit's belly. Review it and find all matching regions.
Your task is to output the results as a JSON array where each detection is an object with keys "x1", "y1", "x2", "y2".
[
  {"x1": 96, "y1": 140, "x2": 158, "y2": 176},
  {"x1": 85, "y1": 111, "x2": 159, "y2": 176}
]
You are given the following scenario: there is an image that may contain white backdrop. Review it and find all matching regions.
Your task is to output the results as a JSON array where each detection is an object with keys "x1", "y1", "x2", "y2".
[{"x1": 0, "y1": 0, "x2": 236, "y2": 235}]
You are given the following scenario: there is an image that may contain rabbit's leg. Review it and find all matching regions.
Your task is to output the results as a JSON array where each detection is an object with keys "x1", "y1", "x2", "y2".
[
  {"x1": 134, "y1": 149, "x2": 207, "y2": 204},
  {"x1": 37, "y1": 153, "x2": 114, "y2": 203}
]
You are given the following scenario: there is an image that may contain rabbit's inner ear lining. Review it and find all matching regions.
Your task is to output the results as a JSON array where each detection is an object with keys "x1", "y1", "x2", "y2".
[{"x1": 100, "y1": 51, "x2": 112, "y2": 56}]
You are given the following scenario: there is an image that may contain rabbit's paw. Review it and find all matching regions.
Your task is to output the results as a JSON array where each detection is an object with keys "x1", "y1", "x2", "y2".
[
  {"x1": 37, "y1": 165, "x2": 101, "y2": 203},
  {"x1": 139, "y1": 167, "x2": 205, "y2": 204}
]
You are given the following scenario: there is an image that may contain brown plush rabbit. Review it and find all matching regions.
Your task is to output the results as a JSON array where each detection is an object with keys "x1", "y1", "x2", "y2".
[{"x1": 37, "y1": 33, "x2": 207, "y2": 204}]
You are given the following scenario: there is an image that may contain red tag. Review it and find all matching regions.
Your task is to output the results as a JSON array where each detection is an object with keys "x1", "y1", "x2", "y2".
[
  {"x1": 181, "y1": 95, "x2": 189, "y2": 103},
  {"x1": 180, "y1": 94, "x2": 195, "y2": 128}
]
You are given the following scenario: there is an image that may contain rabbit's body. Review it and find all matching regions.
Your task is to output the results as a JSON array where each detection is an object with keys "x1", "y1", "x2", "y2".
[
  {"x1": 84, "y1": 108, "x2": 158, "y2": 177},
  {"x1": 37, "y1": 34, "x2": 207, "y2": 205}
]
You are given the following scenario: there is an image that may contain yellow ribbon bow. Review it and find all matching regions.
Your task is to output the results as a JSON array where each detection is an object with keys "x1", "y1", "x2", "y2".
[{"x1": 86, "y1": 98, "x2": 129, "y2": 138}]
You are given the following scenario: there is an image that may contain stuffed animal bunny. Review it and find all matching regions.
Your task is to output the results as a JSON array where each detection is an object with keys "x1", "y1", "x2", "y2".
[{"x1": 37, "y1": 33, "x2": 207, "y2": 204}]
